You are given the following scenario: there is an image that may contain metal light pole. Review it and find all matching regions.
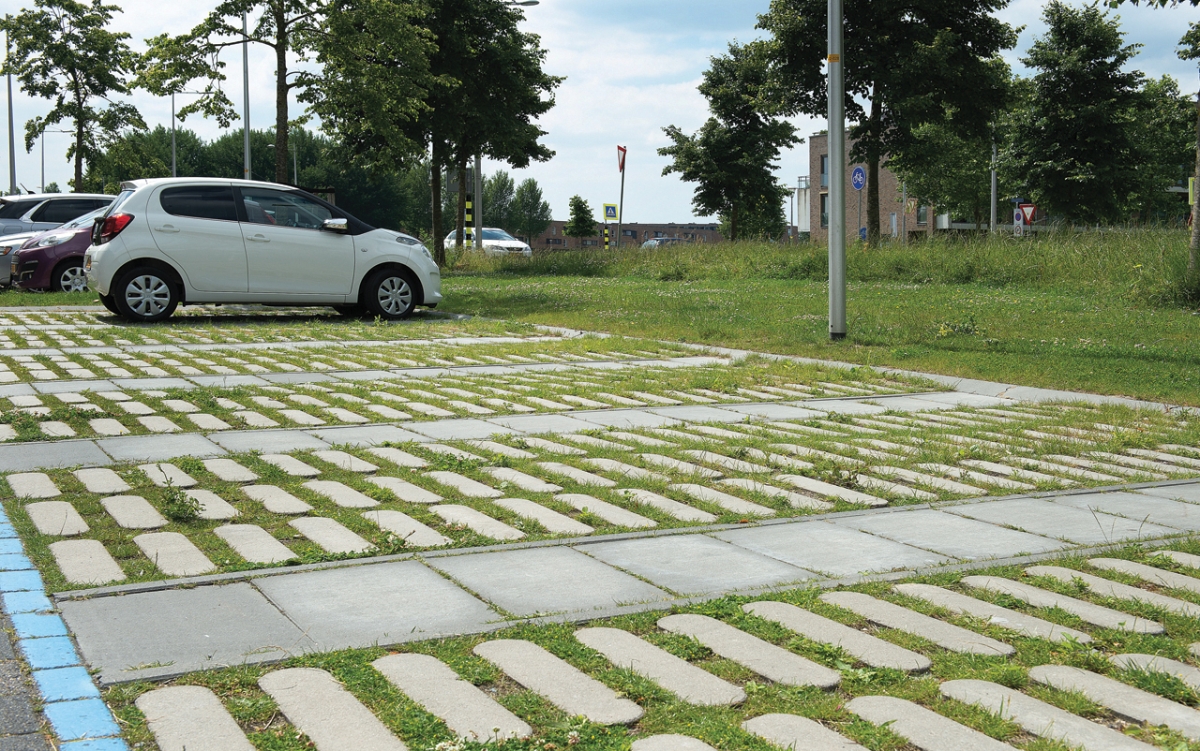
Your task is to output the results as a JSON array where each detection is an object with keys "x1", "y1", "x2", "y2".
[
  {"x1": 473, "y1": 153, "x2": 482, "y2": 249},
  {"x1": 6, "y1": 29, "x2": 16, "y2": 195},
  {"x1": 242, "y1": 12, "x2": 251, "y2": 180},
  {"x1": 827, "y1": 0, "x2": 846, "y2": 340},
  {"x1": 989, "y1": 141, "x2": 998, "y2": 232},
  {"x1": 617, "y1": 146, "x2": 626, "y2": 248}
]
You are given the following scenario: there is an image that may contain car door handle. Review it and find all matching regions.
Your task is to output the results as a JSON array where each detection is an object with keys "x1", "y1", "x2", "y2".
[
  {"x1": 247, "y1": 235, "x2": 270, "y2": 243},
  {"x1": 156, "y1": 224, "x2": 179, "y2": 234}
]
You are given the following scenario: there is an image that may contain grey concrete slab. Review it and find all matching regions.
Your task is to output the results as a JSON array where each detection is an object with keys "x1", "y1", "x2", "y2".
[
  {"x1": 428, "y1": 546, "x2": 672, "y2": 616},
  {"x1": 259, "y1": 668, "x2": 407, "y2": 751},
  {"x1": 207, "y1": 429, "x2": 329, "y2": 454},
  {"x1": 847, "y1": 695, "x2": 1016, "y2": 751},
  {"x1": 253, "y1": 560, "x2": 499, "y2": 651},
  {"x1": 32, "y1": 380, "x2": 116, "y2": 394},
  {"x1": 577, "y1": 535, "x2": 814, "y2": 595},
  {"x1": 307, "y1": 425, "x2": 429, "y2": 447},
  {"x1": 136, "y1": 685, "x2": 256, "y2": 751},
  {"x1": 718, "y1": 403, "x2": 828, "y2": 419},
  {"x1": 893, "y1": 583, "x2": 1091, "y2": 644},
  {"x1": 568, "y1": 409, "x2": 682, "y2": 429},
  {"x1": 742, "y1": 714, "x2": 867, "y2": 751},
  {"x1": 0, "y1": 440, "x2": 110, "y2": 471},
  {"x1": 645, "y1": 405, "x2": 748, "y2": 423},
  {"x1": 822, "y1": 591, "x2": 1014, "y2": 656},
  {"x1": 1139, "y1": 482, "x2": 1200, "y2": 505},
  {"x1": 1050, "y1": 491, "x2": 1200, "y2": 532},
  {"x1": 485, "y1": 413, "x2": 597, "y2": 434},
  {"x1": 0, "y1": 384, "x2": 35, "y2": 398},
  {"x1": 832, "y1": 509, "x2": 1065, "y2": 560},
  {"x1": 1030, "y1": 664, "x2": 1200, "y2": 741},
  {"x1": 258, "y1": 372, "x2": 342, "y2": 384},
  {"x1": 98, "y1": 433, "x2": 225, "y2": 463},
  {"x1": 60, "y1": 583, "x2": 312, "y2": 684},
  {"x1": 715, "y1": 521, "x2": 953, "y2": 577},
  {"x1": 948, "y1": 498, "x2": 1178, "y2": 545},
  {"x1": 333, "y1": 369, "x2": 401, "y2": 382},
  {"x1": 799, "y1": 400, "x2": 887, "y2": 415},
  {"x1": 909, "y1": 392, "x2": 1014, "y2": 408},
  {"x1": 111, "y1": 377, "x2": 197, "y2": 391},
  {"x1": 186, "y1": 375, "x2": 271, "y2": 388},
  {"x1": 406, "y1": 419, "x2": 514, "y2": 441}
]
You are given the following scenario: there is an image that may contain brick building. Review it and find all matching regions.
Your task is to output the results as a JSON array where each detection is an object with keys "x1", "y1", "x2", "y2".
[
  {"x1": 809, "y1": 132, "x2": 935, "y2": 244},
  {"x1": 528, "y1": 221, "x2": 725, "y2": 250}
]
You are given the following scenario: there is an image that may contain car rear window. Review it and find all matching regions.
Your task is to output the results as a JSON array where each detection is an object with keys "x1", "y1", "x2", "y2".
[
  {"x1": 103, "y1": 189, "x2": 135, "y2": 218},
  {"x1": 0, "y1": 198, "x2": 40, "y2": 219},
  {"x1": 160, "y1": 186, "x2": 238, "y2": 222}
]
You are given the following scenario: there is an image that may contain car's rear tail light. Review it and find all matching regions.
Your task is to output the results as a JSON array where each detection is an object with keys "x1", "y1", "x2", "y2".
[{"x1": 94, "y1": 213, "x2": 134, "y2": 245}]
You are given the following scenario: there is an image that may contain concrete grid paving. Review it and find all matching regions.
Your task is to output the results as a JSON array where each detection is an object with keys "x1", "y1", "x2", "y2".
[{"x1": 1, "y1": 307, "x2": 1200, "y2": 748}]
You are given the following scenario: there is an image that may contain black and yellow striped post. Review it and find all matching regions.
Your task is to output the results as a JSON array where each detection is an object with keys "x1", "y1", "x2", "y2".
[
  {"x1": 464, "y1": 199, "x2": 474, "y2": 249},
  {"x1": 604, "y1": 225, "x2": 610, "y2": 250}
]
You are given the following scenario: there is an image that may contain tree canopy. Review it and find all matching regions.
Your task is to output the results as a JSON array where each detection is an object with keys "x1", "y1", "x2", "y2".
[
  {"x1": 511, "y1": 178, "x2": 553, "y2": 243},
  {"x1": 563, "y1": 195, "x2": 595, "y2": 242}
]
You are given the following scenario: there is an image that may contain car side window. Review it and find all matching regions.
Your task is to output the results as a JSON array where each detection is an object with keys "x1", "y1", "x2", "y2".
[
  {"x1": 160, "y1": 186, "x2": 238, "y2": 222},
  {"x1": 239, "y1": 188, "x2": 333, "y2": 230},
  {"x1": 31, "y1": 199, "x2": 97, "y2": 224},
  {"x1": 0, "y1": 199, "x2": 39, "y2": 219}
]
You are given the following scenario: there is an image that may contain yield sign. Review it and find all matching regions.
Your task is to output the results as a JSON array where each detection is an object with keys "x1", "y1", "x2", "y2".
[
  {"x1": 617, "y1": 145, "x2": 627, "y2": 173},
  {"x1": 1019, "y1": 204, "x2": 1036, "y2": 224}
]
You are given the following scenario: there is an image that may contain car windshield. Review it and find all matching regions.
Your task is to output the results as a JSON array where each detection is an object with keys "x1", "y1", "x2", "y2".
[
  {"x1": 0, "y1": 198, "x2": 39, "y2": 219},
  {"x1": 482, "y1": 229, "x2": 516, "y2": 241},
  {"x1": 62, "y1": 207, "x2": 109, "y2": 229}
]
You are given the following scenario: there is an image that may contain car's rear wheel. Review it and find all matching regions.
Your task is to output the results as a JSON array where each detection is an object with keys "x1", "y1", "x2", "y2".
[
  {"x1": 112, "y1": 266, "x2": 179, "y2": 323},
  {"x1": 97, "y1": 293, "x2": 119, "y2": 314},
  {"x1": 361, "y1": 268, "x2": 418, "y2": 320},
  {"x1": 51, "y1": 260, "x2": 88, "y2": 292}
]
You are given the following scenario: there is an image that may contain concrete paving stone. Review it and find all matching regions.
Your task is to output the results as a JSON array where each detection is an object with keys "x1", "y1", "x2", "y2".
[
  {"x1": 745, "y1": 600, "x2": 931, "y2": 672},
  {"x1": 49, "y1": 539, "x2": 125, "y2": 585},
  {"x1": 136, "y1": 685, "x2": 255, "y2": 751},
  {"x1": 1047, "y1": 454, "x2": 1153, "y2": 479},
  {"x1": 1031, "y1": 663, "x2": 1200, "y2": 740},
  {"x1": 372, "y1": 653, "x2": 531, "y2": 741},
  {"x1": 1091, "y1": 557, "x2": 1200, "y2": 596},
  {"x1": 404, "y1": 402, "x2": 457, "y2": 418},
  {"x1": 311, "y1": 450, "x2": 377, "y2": 473},
  {"x1": 684, "y1": 449, "x2": 772, "y2": 474},
  {"x1": 717, "y1": 521, "x2": 951, "y2": 577},
  {"x1": 89, "y1": 418, "x2": 129, "y2": 436},
  {"x1": 138, "y1": 463, "x2": 197, "y2": 488},
  {"x1": 775, "y1": 474, "x2": 886, "y2": 506},
  {"x1": 302, "y1": 480, "x2": 379, "y2": 508},
  {"x1": 570, "y1": 409, "x2": 682, "y2": 430},
  {"x1": 576, "y1": 626, "x2": 744, "y2": 706},
  {"x1": 639, "y1": 453, "x2": 723, "y2": 479},
  {"x1": 630, "y1": 737, "x2": 718, "y2": 751},
  {"x1": 670, "y1": 484, "x2": 775, "y2": 517},
  {"x1": 431, "y1": 545, "x2": 670, "y2": 616},
  {"x1": 719, "y1": 478, "x2": 832, "y2": 511},
  {"x1": 658, "y1": 613, "x2": 840, "y2": 688},
  {"x1": 847, "y1": 695, "x2": 1018, "y2": 751},
  {"x1": 365, "y1": 446, "x2": 428, "y2": 468},
  {"x1": 290, "y1": 517, "x2": 374, "y2": 554},
  {"x1": 233, "y1": 411, "x2": 279, "y2": 427},
  {"x1": 260, "y1": 453, "x2": 321, "y2": 477},
  {"x1": 242, "y1": 484, "x2": 312, "y2": 514},
  {"x1": 962, "y1": 575, "x2": 1164, "y2": 633},
  {"x1": 556, "y1": 493, "x2": 656, "y2": 528},
  {"x1": 617, "y1": 488, "x2": 717, "y2": 522},
  {"x1": 136, "y1": 531, "x2": 217, "y2": 577},
  {"x1": 37, "y1": 421, "x2": 75, "y2": 437},
  {"x1": 325, "y1": 407, "x2": 370, "y2": 423},
  {"x1": 260, "y1": 667, "x2": 408, "y2": 751},
  {"x1": 874, "y1": 466, "x2": 988, "y2": 496},
  {"x1": 1093, "y1": 451, "x2": 1184, "y2": 474},
  {"x1": 482, "y1": 466, "x2": 563, "y2": 493},
  {"x1": 407, "y1": 418, "x2": 512, "y2": 441},
  {"x1": 366, "y1": 404, "x2": 412, "y2": 420},
  {"x1": 474, "y1": 638, "x2": 644, "y2": 725},
  {"x1": 1111, "y1": 653, "x2": 1200, "y2": 690},
  {"x1": 160, "y1": 399, "x2": 199, "y2": 413},
  {"x1": 893, "y1": 583, "x2": 1091, "y2": 643},
  {"x1": 1141, "y1": 483, "x2": 1200, "y2": 504},
  {"x1": 0, "y1": 569, "x2": 43, "y2": 592},
  {"x1": 256, "y1": 559, "x2": 497, "y2": 650},
  {"x1": 422, "y1": 444, "x2": 489, "y2": 462},
  {"x1": 1156, "y1": 549, "x2": 1200, "y2": 571},
  {"x1": 940, "y1": 679, "x2": 1156, "y2": 751},
  {"x1": 857, "y1": 474, "x2": 939, "y2": 501},
  {"x1": 6, "y1": 473, "x2": 59, "y2": 499},
  {"x1": 582, "y1": 535, "x2": 813, "y2": 595},
  {"x1": 607, "y1": 431, "x2": 675, "y2": 447},
  {"x1": 996, "y1": 457, "x2": 1099, "y2": 483},
  {"x1": 187, "y1": 413, "x2": 232, "y2": 431},
  {"x1": 1134, "y1": 449, "x2": 1200, "y2": 468},
  {"x1": 826, "y1": 591, "x2": 1016, "y2": 659},
  {"x1": 646, "y1": 405, "x2": 749, "y2": 424},
  {"x1": 431, "y1": 504, "x2": 524, "y2": 540},
  {"x1": 582, "y1": 457, "x2": 669, "y2": 483},
  {"x1": 534, "y1": 462, "x2": 617, "y2": 488},
  {"x1": 480, "y1": 413, "x2": 597, "y2": 435},
  {"x1": 61, "y1": 582, "x2": 311, "y2": 683},
  {"x1": 116, "y1": 401, "x2": 155, "y2": 415},
  {"x1": 1026, "y1": 565, "x2": 1200, "y2": 617},
  {"x1": 1051, "y1": 491, "x2": 1200, "y2": 532},
  {"x1": 563, "y1": 434, "x2": 637, "y2": 451},
  {"x1": 138, "y1": 415, "x2": 183, "y2": 433},
  {"x1": 425, "y1": 470, "x2": 502, "y2": 498},
  {"x1": 918, "y1": 463, "x2": 1034, "y2": 491},
  {"x1": 466, "y1": 440, "x2": 536, "y2": 459},
  {"x1": 493, "y1": 497, "x2": 592, "y2": 535},
  {"x1": 214, "y1": 524, "x2": 297, "y2": 564},
  {"x1": 516, "y1": 436, "x2": 588, "y2": 455},
  {"x1": 742, "y1": 713, "x2": 867, "y2": 750},
  {"x1": 280, "y1": 409, "x2": 326, "y2": 426},
  {"x1": 833, "y1": 509, "x2": 1064, "y2": 560},
  {"x1": 71, "y1": 467, "x2": 129, "y2": 494},
  {"x1": 366, "y1": 476, "x2": 441, "y2": 504},
  {"x1": 25, "y1": 501, "x2": 88, "y2": 536},
  {"x1": 202, "y1": 458, "x2": 257, "y2": 483},
  {"x1": 101, "y1": 495, "x2": 167, "y2": 529},
  {"x1": 99, "y1": 433, "x2": 225, "y2": 463},
  {"x1": 362, "y1": 510, "x2": 450, "y2": 547},
  {"x1": 187, "y1": 489, "x2": 239, "y2": 520}
]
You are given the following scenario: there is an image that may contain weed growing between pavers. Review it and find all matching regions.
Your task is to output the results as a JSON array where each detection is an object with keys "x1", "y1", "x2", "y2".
[{"x1": 102, "y1": 542, "x2": 1200, "y2": 751}]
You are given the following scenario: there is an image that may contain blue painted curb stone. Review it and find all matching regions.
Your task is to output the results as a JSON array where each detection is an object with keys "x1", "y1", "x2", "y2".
[
  {"x1": 3, "y1": 591, "x2": 52, "y2": 613},
  {"x1": 12, "y1": 612, "x2": 68, "y2": 639},
  {"x1": 0, "y1": 553, "x2": 33, "y2": 570},
  {"x1": 34, "y1": 666, "x2": 102, "y2": 702},
  {"x1": 44, "y1": 698, "x2": 122, "y2": 741},
  {"x1": 20, "y1": 636, "x2": 80, "y2": 670},
  {"x1": 61, "y1": 739, "x2": 130, "y2": 750},
  {"x1": 0, "y1": 569, "x2": 44, "y2": 591}
]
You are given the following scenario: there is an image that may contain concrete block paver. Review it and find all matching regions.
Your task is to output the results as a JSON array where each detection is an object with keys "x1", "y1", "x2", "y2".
[
  {"x1": 187, "y1": 489, "x2": 239, "y2": 520},
  {"x1": 202, "y1": 458, "x2": 258, "y2": 483},
  {"x1": 482, "y1": 467, "x2": 562, "y2": 493},
  {"x1": 139, "y1": 416, "x2": 183, "y2": 433},
  {"x1": 847, "y1": 695, "x2": 1018, "y2": 751},
  {"x1": 1091, "y1": 557, "x2": 1200, "y2": 595},
  {"x1": 431, "y1": 504, "x2": 524, "y2": 541},
  {"x1": 71, "y1": 467, "x2": 129, "y2": 494},
  {"x1": 6, "y1": 473, "x2": 59, "y2": 499},
  {"x1": 233, "y1": 411, "x2": 278, "y2": 427},
  {"x1": 617, "y1": 489, "x2": 716, "y2": 522},
  {"x1": 832, "y1": 509, "x2": 1064, "y2": 560},
  {"x1": 242, "y1": 485, "x2": 311, "y2": 514},
  {"x1": 658, "y1": 614, "x2": 840, "y2": 688},
  {"x1": 521, "y1": 437, "x2": 586, "y2": 455},
  {"x1": 745, "y1": 600, "x2": 930, "y2": 672},
  {"x1": 556, "y1": 493, "x2": 656, "y2": 528},
  {"x1": 25, "y1": 501, "x2": 88, "y2": 536},
  {"x1": 583, "y1": 457, "x2": 669, "y2": 483},
  {"x1": 1026, "y1": 565, "x2": 1200, "y2": 617},
  {"x1": 362, "y1": 510, "x2": 451, "y2": 547},
  {"x1": 290, "y1": 517, "x2": 374, "y2": 555},
  {"x1": 0, "y1": 439, "x2": 111, "y2": 471},
  {"x1": 101, "y1": 495, "x2": 167, "y2": 529},
  {"x1": 962, "y1": 576, "x2": 1163, "y2": 633},
  {"x1": 640, "y1": 453, "x2": 722, "y2": 479},
  {"x1": 138, "y1": 463, "x2": 197, "y2": 488},
  {"x1": 99, "y1": 432, "x2": 225, "y2": 462},
  {"x1": 260, "y1": 454, "x2": 320, "y2": 477},
  {"x1": 1030, "y1": 663, "x2": 1200, "y2": 740},
  {"x1": 576, "y1": 626, "x2": 744, "y2": 706},
  {"x1": 311, "y1": 450, "x2": 377, "y2": 473},
  {"x1": 716, "y1": 522, "x2": 951, "y2": 578},
  {"x1": 719, "y1": 478, "x2": 831, "y2": 511},
  {"x1": 820, "y1": 591, "x2": 1014, "y2": 656},
  {"x1": 683, "y1": 450, "x2": 771, "y2": 474},
  {"x1": 1158, "y1": 549, "x2": 1200, "y2": 570},
  {"x1": 187, "y1": 414, "x2": 231, "y2": 431},
  {"x1": 365, "y1": 446, "x2": 428, "y2": 468},
  {"x1": 214, "y1": 525, "x2": 297, "y2": 564},
  {"x1": 259, "y1": 667, "x2": 408, "y2": 751},
  {"x1": 49, "y1": 539, "x2": 125, "y2": 585},
  {"x1": 135, "y1": 685, "x2": 255, "y2": 751},
  {"x1": 371, "y1": 653, "x2": 532, "y2": 741},
  {"x1": 1051, "y1": 491, "x2": 1200, "y2": 532},
  {"x1": 670, "y1": 484, "x2": 775, "y2": 517},
  {"x1": 631, "y1": 736, "x2": 717, "y2": 751},
  {"x1": 1111, "y1": 653, "x2": 1200, "y2": 690},
  {"x1": 367, "y1": 476, "x2": 441, "y2": 504},
  {"x1": 950, "y1": 498, "x2": 1177, "y2": 545},
  {"x1": 893, "y1": 583, "x2": 1091, "y2": 644},
  {"x1": 425, "y1": 471, "x2": 502, "y2": 498},
  {"x1": 494, "y1": 498, "x2": 592, "y2": 535},
  {"x1": 940, "y1": 678, "x2": 1156, "y2": 751},
  {"x1": 474, "y1": 639, "x2": 644, "y2": 725},
  {"x1": 302, "y1": 480, "x2": 378, "y2": 509},
  {"x1": 742, "y1": 713, "x2": 867, "y2": 750},
  {"x1": 89, "y1": 418, "x2": 129, "y2": 436},
  {"x1": 135, "y1": 532, "x2": 217, "y2": 577},
  {"x1": 536, "y1": 462, "x2": 617, "y2": 487}
]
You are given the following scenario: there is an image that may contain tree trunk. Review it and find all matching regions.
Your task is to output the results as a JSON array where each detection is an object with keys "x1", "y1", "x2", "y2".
[
  {"x1": 274, "y1": 1, "x2": 289, "y2": 184},
  {"x1": 730, "y1": 203, "x2": 738, "y2": 242},
  {"x1": 74, "y1": 119, "x2": 84, "y2": 191},
  {"x1": 456, "y1": 160, "x2": 467, "y2": 249},
  {"x1": 1190, "y1": 90, "x2": 1200, "y2": 274},
  {"x1": 431, "y1": 140, "x2": 446, "y2": 267}
]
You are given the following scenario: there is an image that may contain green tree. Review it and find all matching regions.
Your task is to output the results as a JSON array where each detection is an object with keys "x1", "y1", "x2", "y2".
[
  {"x1": 719, "y1": 191, "x2": 787, "y2": 240},
  {"x1": 1130, "y1": 75, "x2": 1195, "y2": 222},
  {"x1": 1003, "y1": 2, "x2": 1145, "y2": 225},
  {"x1": 138, "y1": 0, "x2": 326, "y2": 184},
  {"x1": 1180, "y1": 21, "x2": 1200, "y2": 271},
  {"x1": 890, "y1": 122, "x2": 996, "y2": 229},
  {"x1": 759, "y1": 0, "x2": 1015, "y2": 246},
  {"x1": 1, "y1": 0, "x2": 144, "y2": 190},
  {"x1": 659, "y1": 42, "x2": 798, "y2": 242},
  {"x1": 563, "y1": 195, "x2": 595, "y2": 245},
  {"x1": 483, "y1": 170, "x2": 516, "y2": 231},
  {"x1": 511, "y1": 177, "x2": 552, "y2": 242}
]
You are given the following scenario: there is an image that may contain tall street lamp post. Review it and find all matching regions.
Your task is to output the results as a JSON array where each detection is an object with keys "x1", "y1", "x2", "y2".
[{"x1": 827, "y1": 0, "x2": 846, "y2": 340}]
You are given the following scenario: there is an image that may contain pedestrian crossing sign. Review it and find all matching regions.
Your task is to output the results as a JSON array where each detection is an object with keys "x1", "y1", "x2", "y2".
[{"x1": 604, "y1": 204, "x2": 618, "y2": 221}]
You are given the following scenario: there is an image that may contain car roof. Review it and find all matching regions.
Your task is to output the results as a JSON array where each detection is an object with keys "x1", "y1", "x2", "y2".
[
  {"x1": 119, "y1": 177, "x2": 296, "y2": 192},
  {"x1": 0, "y1": 193, "x2": 111, "y2": 202}
]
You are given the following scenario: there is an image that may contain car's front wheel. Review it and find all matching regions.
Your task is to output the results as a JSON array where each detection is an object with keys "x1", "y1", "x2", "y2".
[
  {"x1": 97, "y1": 293, "x2": 119, "y2": 314},
  {"x1": 51, "y1": 260, "x2": 88, "y2": 292},
  {"x1": 361, "y1": 267, "x2": 418, "y2": 320},
  {"x1": 112, "y1": 266, "x2": 179, "y2": 323}
]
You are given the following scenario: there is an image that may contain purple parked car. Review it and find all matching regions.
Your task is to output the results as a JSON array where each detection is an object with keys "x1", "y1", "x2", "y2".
[{"x1": 11, "y1": 207, "x2": 109, "y2": 292}]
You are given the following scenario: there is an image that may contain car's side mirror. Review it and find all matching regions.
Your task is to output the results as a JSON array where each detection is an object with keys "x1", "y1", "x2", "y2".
[{"x1": 321, "y1": 218, "x2": 349, "y2": 233}]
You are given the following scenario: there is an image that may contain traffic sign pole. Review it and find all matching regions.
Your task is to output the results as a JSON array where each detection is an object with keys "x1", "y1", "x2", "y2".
[
  {"x1": 617, "y1": 146, "x2": 626, "y2": 250},
  {"x1": 828, "y1": 0, "x2": 846, "y2": 340}
]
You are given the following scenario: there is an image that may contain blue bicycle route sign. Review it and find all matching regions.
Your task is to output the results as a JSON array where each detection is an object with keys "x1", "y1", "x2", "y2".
[{"x1": 851, "y1": 166, "x2": 866, "y2": 191}]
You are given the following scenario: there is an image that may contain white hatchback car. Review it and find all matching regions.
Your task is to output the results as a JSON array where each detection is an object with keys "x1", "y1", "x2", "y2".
[
  {"x1": 86, "y1": 178, "x2": 442, "y2": 322},
  {"x1": 444, "y1": 227, "x2": 532, "y2": 257}
]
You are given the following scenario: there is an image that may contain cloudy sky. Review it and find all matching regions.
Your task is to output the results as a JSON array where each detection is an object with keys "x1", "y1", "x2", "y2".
[{"x1": 4, "y1": 0, "x2": 1198, "y2": 223}]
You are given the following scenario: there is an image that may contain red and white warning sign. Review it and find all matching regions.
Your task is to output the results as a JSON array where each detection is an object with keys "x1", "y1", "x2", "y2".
[
  {"x1": 1019, "y1": 204, "x2": 1036, "y2": 225},
  {"x1": 617, "y1": 145, "x2": 627, "y2": 173}
]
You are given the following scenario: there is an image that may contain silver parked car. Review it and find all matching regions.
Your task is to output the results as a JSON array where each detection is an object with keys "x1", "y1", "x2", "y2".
[
  {"x1": 0, "y1": 193, "x2": 114, "y2": 236},
  {"x1": 0, "y1": 232, "x2": 38, "y2": 286}
]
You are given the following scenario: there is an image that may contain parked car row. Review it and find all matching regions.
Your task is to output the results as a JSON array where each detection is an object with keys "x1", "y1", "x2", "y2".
[{"x1": 0, "y1": 193, "x2": 114, "y2": 289}]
